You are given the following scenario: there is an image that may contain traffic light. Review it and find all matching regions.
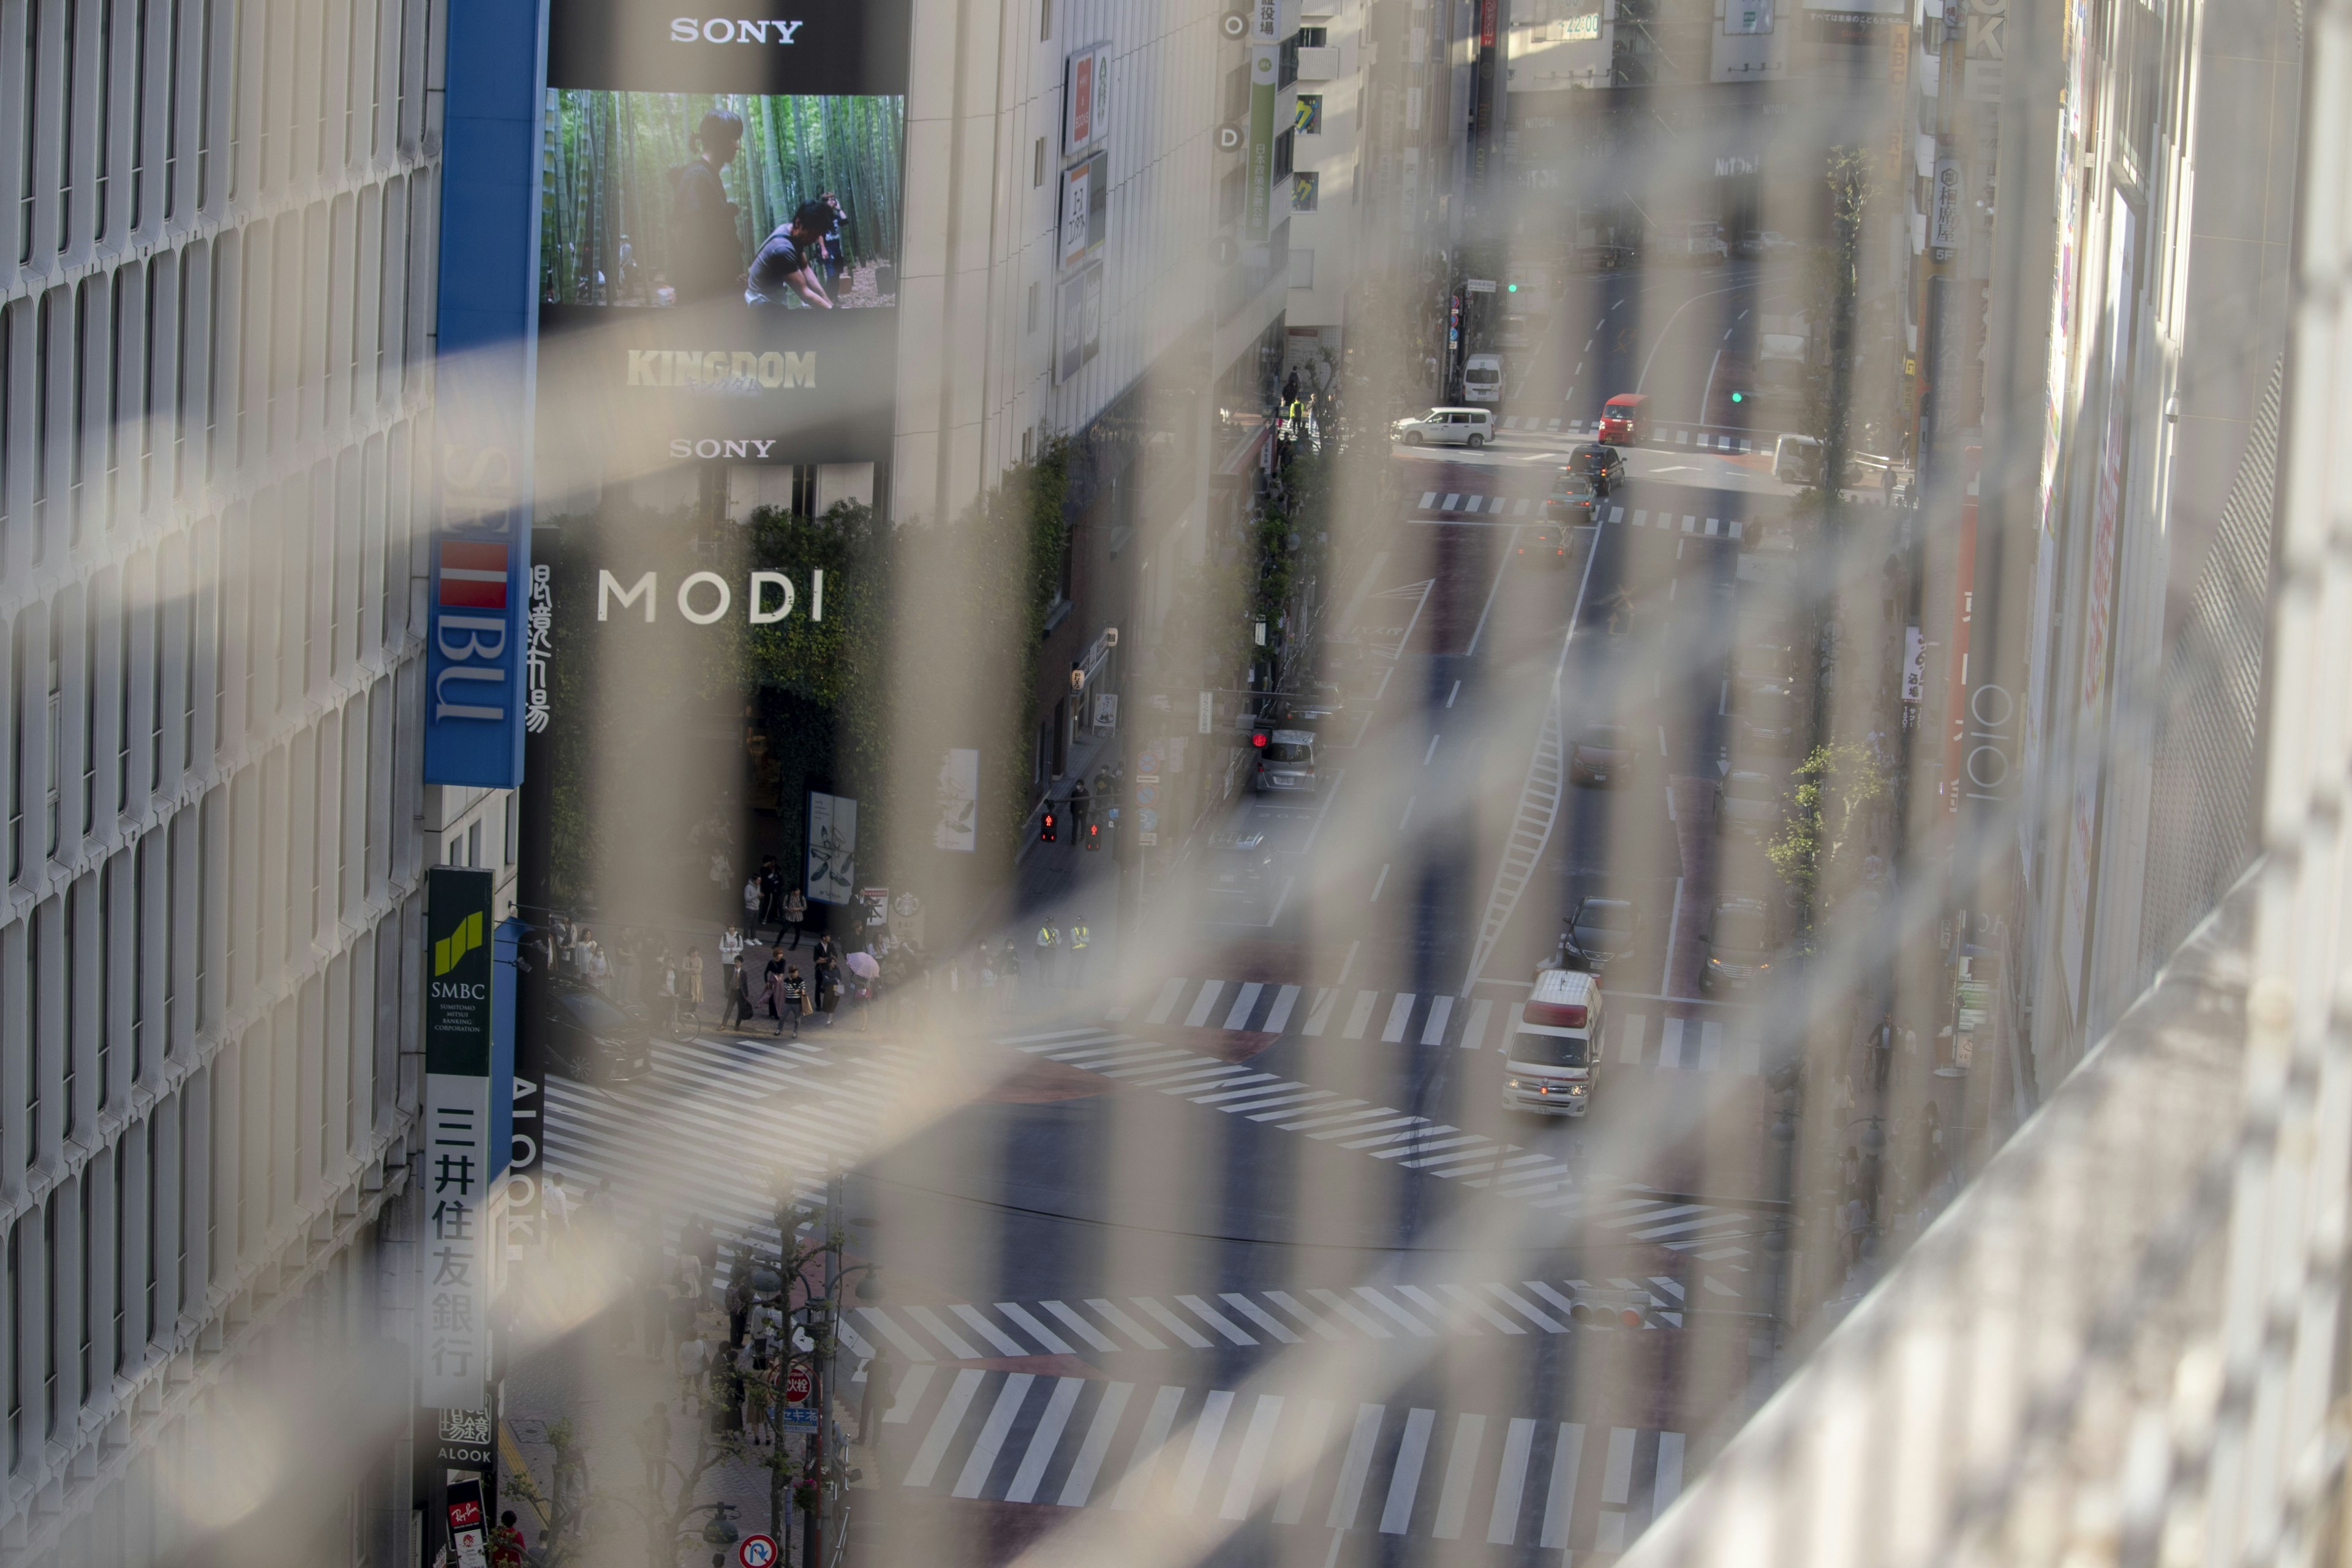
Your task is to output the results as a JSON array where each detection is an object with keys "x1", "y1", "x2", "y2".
[
  {"x1": 1084, "y1": 820, "x2": 1102, "y2": 851},
  {"x1": 1730, "y1": 390, "x2": 1746, "y2": 405},
  {"x1": 1251, "y1": 732, "x2": 1269, "y2": 750},
  {"x1": 1041, "y1": 810, "x2": 1058, "y2": 843},
  {"x1": 1506, "y1": 282, "x2": 1519, "y2": 293}
]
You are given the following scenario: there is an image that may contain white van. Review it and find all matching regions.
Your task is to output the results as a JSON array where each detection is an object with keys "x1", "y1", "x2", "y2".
[
  {"x1": 1461, "y1": 353, "x2": 1504, "y2": 404},
  {"x1": 1501, "y1": 969, "x2": 1605, "y2": 1117},
  {"x1": 1393, "y1": 407, "x2": 1494, "y2": 448}
]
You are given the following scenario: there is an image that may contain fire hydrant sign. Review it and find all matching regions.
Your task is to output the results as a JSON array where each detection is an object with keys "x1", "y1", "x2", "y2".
[{"x1": 784, "y1": 1364, "x2": 813, "y2": 1405}]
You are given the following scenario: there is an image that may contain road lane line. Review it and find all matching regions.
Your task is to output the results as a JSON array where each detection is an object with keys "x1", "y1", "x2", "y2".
[
  {"x1": 1352, "y1": 1287, "x2": 1438, "y2": 1336},
  {"x1": 949, "y1": 1303, "x2": 1028, "y2": 1355},
  {"x1": 1177, "y1": 1294, "x2": 1260, "y2": 1346},
  {"x1": 1382, "y1": 993, "x2": 1416, "y2": 1041},
  {"x1": 1087, "y1": 1299, "x2": 1168, "y2": 1351},
  {"x1": 1183, "y1": 981, "x2": 1226, "y2": 1028},
  {"x1": 1397, "y1": 796, "x2": 1415, "y2": 830},
  {"x1": 1460, "y1": 997, "x2": 1493, "y2": 1050},
  {"x1": 1420, "y1": 995, "x2": 1455, "y2": 1044},
  {"x1": 1262, "y1": 984, "x2": 1302, "y2": 1032},
  {"x1": 1145, "y1": 978, "x2": 1189, "y2": 1023},
  {"x1": 1464, "y1": 524, "x2": 1520, "y2": 657},
  {"x1": 1370, "y1": 864, "x2": 1390, "y2": 901},
  {"x1": 1109, "y1": 1385, "x2": 1187, "y2": 1510},
  {"x1": 1221, "y1": 1293, "x2": 1303, "y2": 1343},
  {"x1": 1433, "y1": 1415, "x2": 1488, "y2": 1539},
  {"x1": 1488, "y1": 1418, "x2": 1539, "y2": 1544},
  {"x1": 1602, "y1": 1426, "x2": 1638, "y2": 1504},
  {"x1": 1222, "y1": 981, "x2": 1265, "y2": 1030},
  {"x1": 1381, "y1": 1409, "x2": 1438, "y2": 1532},
  {"x1": 1659, "y1": 1017, "x2": 1686, "y2": 1068},
  {"x1": 1275, "y1": 1398, "x2": 1335, "y2": 1522},
  {"x1": 1655, "y1": 1433, "x2": 1687, "y2": 1513},
  {"x1": 1218, "y1": 1395, "x2": 1285, "y2": 1519},
  {"x1": 996, "y1": 1302, "x2": 1075, "y2": 1354},
  {"x1": 1447, "y1": 679, "x2": 1461, "y2": 707},
  {"x1": 1423, "y1": 734, "x2": 1441, "y2": 764},
  {"x1": 1302, "y1": 987, "x2": 1340, "y2": 1036},
  {"x1": 1328, "y1": 1404, "x2": 1386, "y2": 1528},
  {"x1": 952, "y1": 1373, "x2": 1037, "y2": 1496},
  {"x1": 884, "y1": 1363, "x2": 936, "y2": 1422},
  {"x1": 1134, "y1": 1296, "x2": 1216, "y2": 1349},
  {"x1": 1005, "y1": 1377, "x2": 1085, "y2": 1502},
  {"x1": 1057, "y1": 1381, "x2": 1134, "y2": 1506},
  {"x1": 1343, "y1": 990, "x2": 1381, "y2": 1038},
  {"x1": 1660, "y1": 877, "x2": 1684, "y2": 997},
  {"x1": 1540, "y1": 1423, "x2": 1587, "y2": 1547},
  {"x1": 1039, "y1": 1300, "x2": 1120, "y2": 1352},
  {"x1": 904, "y1": 1368, "x2": 987, "y2": 1488}
]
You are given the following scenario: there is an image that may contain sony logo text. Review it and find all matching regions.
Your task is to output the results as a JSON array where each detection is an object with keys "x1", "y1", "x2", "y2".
[
  {"x1": 671, "y1": 16, "x2": 804, "y2": 42},
  {"x1": 671, "y1": 438, "x2": 779, "y2": 459},
  {"x1": 627, "y1": 350, "x2": 815, "y2": 388}
]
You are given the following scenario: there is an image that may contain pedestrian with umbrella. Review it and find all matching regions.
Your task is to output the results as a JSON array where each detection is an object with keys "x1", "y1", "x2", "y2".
[{"x1": 846, "y1": 949, "x2": 880, "y2": 1030}]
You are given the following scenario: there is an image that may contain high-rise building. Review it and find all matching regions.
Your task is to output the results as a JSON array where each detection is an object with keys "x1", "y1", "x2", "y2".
[{"x1": 0, "y1": 0, "x2": 514, "y2": 1557}]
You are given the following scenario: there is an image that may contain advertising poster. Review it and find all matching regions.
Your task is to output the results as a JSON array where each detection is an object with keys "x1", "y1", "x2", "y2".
[
  {"x1": 423, "y1": 867, "x2": 498, "y2": 1410},
  {"x1": 807, "y1": 792, "x2": 859, "y2": 905},
  {"x1": 935, "y1": 750, "x2": 980, "y2": 851},
  {"x1": 1057, "y1": 262, "x2": 1106, "y2": 383},
  {"x1": 535, "y1": 0, "x2": 909, "y2": 477}
]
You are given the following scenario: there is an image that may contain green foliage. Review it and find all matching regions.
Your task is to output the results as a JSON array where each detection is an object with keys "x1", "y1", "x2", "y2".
[
  {"x1": 1768, "y1": 743, "x2": 1891, "y2": 914},
  {"x1": 543, "y1": 89, "x2": 905, "y2": 304}
]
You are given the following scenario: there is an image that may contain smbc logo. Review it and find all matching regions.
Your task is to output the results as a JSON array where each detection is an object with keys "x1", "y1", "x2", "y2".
[{"x1": 435, "y1": 911, "x2": 484, "y2": 977}]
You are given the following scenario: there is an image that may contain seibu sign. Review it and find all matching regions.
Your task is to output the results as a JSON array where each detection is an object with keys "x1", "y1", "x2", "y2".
[{"x1": 598, "y1": 568, "x2": 827, "y2": 625}]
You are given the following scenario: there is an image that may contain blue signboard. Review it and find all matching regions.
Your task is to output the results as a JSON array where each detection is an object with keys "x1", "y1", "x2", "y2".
[{"x1": 424, "y1": 0, "x2": 548, "y2": 788}]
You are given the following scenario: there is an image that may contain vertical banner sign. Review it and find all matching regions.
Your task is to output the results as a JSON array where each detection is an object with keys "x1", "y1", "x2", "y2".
[
  {"x1": 424, "y1": 867, "x2": 497, "y2": 1408},
  {"x1": 806, "y1": 793, "x2": 859, "y2": 905},
  {"x1": 1244, "y1": 45, "x2": 1279, "y2": 240},
  {"x1": 426, "y1": 0, "x2": 547, "y2": 788},
  {"x1": 494, "y1": 917, "x2": 537, "y2": 1254},
  {"x1": 934, "y1": 749, "x2": 980, "y2": 851}
]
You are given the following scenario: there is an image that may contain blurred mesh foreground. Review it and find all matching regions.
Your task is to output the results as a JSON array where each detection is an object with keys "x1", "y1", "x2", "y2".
[{"x1": 1623, "y1": 0, "x2": 2352, "y2": 1558}]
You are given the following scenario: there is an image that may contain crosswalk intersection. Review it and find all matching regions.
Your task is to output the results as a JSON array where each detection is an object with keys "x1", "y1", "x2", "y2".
[
  {"x1": 1412, "y1": 492, "x2": 1758, "y2": 540},
  {"x1": 880, "y1": 1365, "x2": 1687, "y2": 1551},
  {"x1": 997, "y1": 1023, "x2": 1757, "y2": 1256},
  {"x1": 837, "y1": 1267, "x2": 1733, "y2": 1370},
  {"x1": 1109, "y1": 977, "x2": 1768, "y2": 1076}
]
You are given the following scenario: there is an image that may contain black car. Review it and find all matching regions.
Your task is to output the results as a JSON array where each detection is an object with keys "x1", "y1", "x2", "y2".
[
  {"x1": 534, "y1": 974, "x2": 654, "y2": 1084},
  {"x1": 1562, "y1": 896, "x2": 1640, "y2": 970},
  {"x1": 1516, "y1": 522, "x2": 1573, "y2": 563},
  {"x1": 1569, "y1": 443, "x2": 1626, "y2": 488},
  {"x1": 1569, "y1": 723, "x2": 1638, "y2": 786}
]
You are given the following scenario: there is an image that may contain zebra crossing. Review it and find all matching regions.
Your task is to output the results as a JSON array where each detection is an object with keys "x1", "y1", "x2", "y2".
[
  {"x1": 1412, "y1": 492, "x2": 1758, "y2": 540},
  {"x1": 1482, "y1": 414, "x2": 1759, "y2": 451},
  {"x1": 880, "y1": 1365, "x2": 1688, "y2": 1551},
  {"x1": 996, "y1": 1024, "x2": 1757, "y2": 1254},
  {"x1": 839, "y1": 1268, "x2": 1728, "y2": 1368},
  {"x1": 541, "y1": 1028, "x2": 910, "y2": 1253},
  {"x1": 1107, "y1": 978, "x2": 1768, "y2": 1076}
]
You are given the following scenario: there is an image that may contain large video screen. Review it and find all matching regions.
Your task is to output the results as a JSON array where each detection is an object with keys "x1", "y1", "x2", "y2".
[{"x1": 541, "y1": 89, "x2": 904, "y2": 312}]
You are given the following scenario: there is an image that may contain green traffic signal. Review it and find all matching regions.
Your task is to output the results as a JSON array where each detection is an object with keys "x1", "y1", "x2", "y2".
[
  {"x1": 1730, "y1": 391, "x2": 1744, "y2": 403},
  {"x1": 1506, "y1": 282, "x2": 1518, "y2": 292}
]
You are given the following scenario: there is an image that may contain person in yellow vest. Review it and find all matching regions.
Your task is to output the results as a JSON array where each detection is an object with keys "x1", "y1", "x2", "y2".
[
  {"x1": 1034, "y1": 919, "x2": 1061, "y2": 988},
  {"x1": 1066, "y1": 917, "x2": 1091, "y2": 990}
]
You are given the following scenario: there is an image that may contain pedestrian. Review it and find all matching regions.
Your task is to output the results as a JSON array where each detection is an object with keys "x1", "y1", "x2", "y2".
[
  {"x1": 638, "y1": 1265, "x2": 669, "y2": 1359},
  {"x1": 758, "y1": 856, "x2": 783, "y2": 930},
  {"x1": 489, "y1": 1511, "x2": 527, "y2": 1568},
  {"x1": 813, "y1": 949, "x2": 839, "y2": 1025},
  {"x1": 978, "y1": 943, "x2": 1000, "y2": 1014},
  {"x1": 1841, "y1": 1196, "x2": 1871, "y2": 1275},
  {"x1": 719, "y1": 922, "x2": 744, "y2": 999},
  {"x1": 635, "y1": 1402, "x2": 671, "y2": 1495},
  {"x1": 679, "y1": 1213, "x2": 712, "y2": 1297},
  {"x1": 1871, "y1": 1012, "x2": 1894, "y2": 1093},
  {"x1": 776, "y1": 965, "x2": 806, "y2": 1037},
  {"x1": 743, "y1": 875, "x2": 762, "y2": 932},
  {"x1": 1839, "y1": 1145, "x2": 1861, "y2": 1200},
  {"x1": 1066, "y1": 916, "x2": 1090, "y2": 990},
  {"x1": 761, "y1": 945, "x2": 790, "y2": 1019},
  {"x1": 683, "y1": 946, "x2": 706, "y2": 1020},
  {"x1": 1034, "y1": 918, "x2": 1061, "y2": 989},
  {"x1": 1000, "y1": 942, "x2": 1021, "y2": 1009},
  {"x1": 541, "y1": 1172, "x2": 576, "y2": 1244},
  {"x1": 676, "y1": 1334, "x2": 709, "y2": 1414},
  {"x1": 782, "y1": 885, "x2": 809, "y2": 949},
  {"x1": 1069, "y1": 776, "x2": 1090, "y2": 829},
  {"x1": 726, "y1": 1267, "x2": 752, "y2": 1349}
]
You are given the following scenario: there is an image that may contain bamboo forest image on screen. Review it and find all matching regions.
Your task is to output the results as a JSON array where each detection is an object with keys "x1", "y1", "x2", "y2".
[{"x1": 541, "y1": 91, "x2": 905, "y2": 311}]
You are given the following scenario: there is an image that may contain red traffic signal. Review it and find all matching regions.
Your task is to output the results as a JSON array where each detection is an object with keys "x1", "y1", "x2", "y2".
[
  {"x1": 1041, "y1": 811, "x2": 1058, "y2": 843},
  {"x1": 1084, "y1": 820, "x2": 1102, "y2": 850},
  {"x1": 1252, "y1": 732, "x2": 1268, "y2": 748}
]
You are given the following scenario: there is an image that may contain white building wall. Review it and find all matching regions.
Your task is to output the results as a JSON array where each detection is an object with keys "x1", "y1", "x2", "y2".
[{"x1": 0, "y1": 0, "x2": 483, "y2": 1553}]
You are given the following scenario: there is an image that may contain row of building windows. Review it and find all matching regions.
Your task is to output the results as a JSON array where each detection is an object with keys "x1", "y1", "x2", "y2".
[
  {"x1": 0, "y1": 172, "x2": 438, "y2": 581},
  {"x1": 1, "y1": 0, "x2": 436, "y2": 283},
  {"x1": 0, "y1": 896, "x2": 407, "y2": 1473},
  {"x1": 4, "y1": 416, "x2": 429, "y2": 916}
]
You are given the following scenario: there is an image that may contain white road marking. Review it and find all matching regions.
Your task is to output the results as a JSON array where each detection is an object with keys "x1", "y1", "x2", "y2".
[
  {"x1": 1446, "y1": 679, "x2": 1461, "y2": 707},
  {"x1": 1370, "y1": 864, "x2": 1390, "y2": 901},
  {"x1": 1420, "y1": 995, "x2": 1454, "y2": 1045},
  {"x1": 1460, "y1": 997, "x2": 1493, "y2": 1051}
]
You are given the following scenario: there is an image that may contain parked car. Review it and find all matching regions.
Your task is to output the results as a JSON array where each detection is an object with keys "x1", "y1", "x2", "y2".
[
  {"x1": 1734, "y1": 641, "x2": 1795, "y2": 682},
  {"x1": 535, "y1": 974, "x2": 654, "y2": 1085},
  {"x1": 1517, "y1": 522, "x2": 1574, "y2": 565},
  {"x1": 1462, "y1": 353, "x2": 1505, "y2": 404},
  {"x1": 1394, "y1": 407, "x2": 1494, "y2": 448},
  {"x1": 1703, "y1": 895, "x2": 1776, "y2": 990},
  {"x1": 1735, "y1": 681, "x2": 1799, "y2": 753},
  {"x1": 1562, "y1": 895, "x2": 1641, "y2": 971},
  {"x1": 1715, "y1": 769, "x2": 1779, "y2": 843},
  {"x1": 1570, "y1": 723, "x2": 1638, "y2": 786}
]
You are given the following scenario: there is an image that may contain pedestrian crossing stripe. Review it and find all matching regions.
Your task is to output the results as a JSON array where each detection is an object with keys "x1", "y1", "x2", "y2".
[
  {"x1": 994, "y1": 1025, "x2": 1756, "y2": 1251},
  {"x1": 877, "y1": 1366, "x2": 1687, "y2": 1548},
  {"x1": 1412, "y1": 496, "x2": 1764, "y2": 535},
  {"x1": 1108, "y1": 979, "x2": 1768, "y2": 1076}
]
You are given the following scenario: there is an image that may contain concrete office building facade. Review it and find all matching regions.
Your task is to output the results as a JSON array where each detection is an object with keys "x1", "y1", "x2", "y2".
[{"x1": 0, "y1": 0, "x2": 507, "y2": 1559}]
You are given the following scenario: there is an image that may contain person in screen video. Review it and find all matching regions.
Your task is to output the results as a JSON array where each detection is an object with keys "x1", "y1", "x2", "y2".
[
  {"x1": 746, "y1": 198, "x2": 842, "y2": 308},
  {"x1": 668, "y1": 108, "x2": 747, "y2": 304}
]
